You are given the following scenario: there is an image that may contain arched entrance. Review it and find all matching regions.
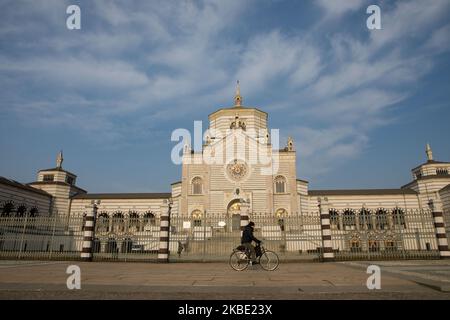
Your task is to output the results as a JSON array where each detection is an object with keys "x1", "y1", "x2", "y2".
[{"x1": 227, "y1": 199, "x2": 243, "y2": 231}]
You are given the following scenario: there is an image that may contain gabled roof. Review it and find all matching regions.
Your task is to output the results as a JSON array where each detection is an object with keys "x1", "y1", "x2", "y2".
[
  {"x1": 0, "y1": 176, "x2": 52, "y2": 197},
  {"x1": 440, "y1": 184, "x2": 450, "y2": 193},
  {"x1": 72, "y1": 193, "x2": 171, "y2": 200}
]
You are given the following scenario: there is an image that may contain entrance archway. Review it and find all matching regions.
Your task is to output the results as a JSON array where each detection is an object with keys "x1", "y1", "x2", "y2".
[
  {"x1": 227, "y1": 199, "x2": 244, "y2": 231},
  {"x1": 227, "y1": 199, "x2": 242, "y2": 215}
]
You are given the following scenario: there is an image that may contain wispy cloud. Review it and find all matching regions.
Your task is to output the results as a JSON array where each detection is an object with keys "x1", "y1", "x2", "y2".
[
  {"x1": 314, "y1": 0, "x2": 367, "y2": 19},
  {"x1": 0, "y1": 0, "x2": 449, "y2": 187}
]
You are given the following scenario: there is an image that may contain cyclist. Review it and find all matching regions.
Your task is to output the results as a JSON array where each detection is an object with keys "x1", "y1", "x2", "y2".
[{"x1": 241, "y1": 221, "x2": 261, "y2": 264}]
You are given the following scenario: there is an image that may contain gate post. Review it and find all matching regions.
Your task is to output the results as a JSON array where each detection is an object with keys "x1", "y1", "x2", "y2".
[
  {"x1": 428, "y1": 198, "x2": 450, "y2": 259},
  {"x1": 318, "y1": 197, "x2": 334, "y2": 262},
  {"x1": 158, "y1": 201, "x2": 171, "y2": 263},
  {"x1": 81, "y1": 201, "x2": 99, "y2": 261}
]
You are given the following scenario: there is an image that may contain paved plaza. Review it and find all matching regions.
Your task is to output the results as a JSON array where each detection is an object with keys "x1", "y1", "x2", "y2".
[{"x1": 0, "y1": 259, "x2": 449, "y2": 299}]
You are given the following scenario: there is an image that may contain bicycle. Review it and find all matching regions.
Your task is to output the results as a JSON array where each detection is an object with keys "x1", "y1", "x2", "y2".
[{"x1": 229, "y1": 242, "x2": 279, "y2": 271}]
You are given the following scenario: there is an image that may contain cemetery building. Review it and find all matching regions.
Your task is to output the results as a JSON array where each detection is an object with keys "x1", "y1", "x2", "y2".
[{"x1": 1, "y1": 84, "x2": 449, "y2": 259}]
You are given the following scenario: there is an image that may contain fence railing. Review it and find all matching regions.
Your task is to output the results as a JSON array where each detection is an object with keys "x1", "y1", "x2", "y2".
[
  {"x1": 170, "y1": 212, "x2": 323, "y2": 262},
  {"x1": 0, "y1": 216, "x2": 84, "y2": 261},
  {"x1": 444, "y1": 210, "x2": 450, "y2": 243},
  {"x1": 91, "y1": 217, "x2": 160, "y2": 262},
  {"x1": 330, "y1": 209, "x2": 440, "y2": 260},
  {"x1": 0, "y1": 209, "x2": 445, "y2": 262}
]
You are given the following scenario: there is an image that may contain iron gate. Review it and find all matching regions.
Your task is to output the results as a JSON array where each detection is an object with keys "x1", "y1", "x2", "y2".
[
  {"x1": 92, "y1": 216, "x2": 160, "y2": 262},
  {"x1": 169, "y1": 212, "x2": 323, "y2": 262}
]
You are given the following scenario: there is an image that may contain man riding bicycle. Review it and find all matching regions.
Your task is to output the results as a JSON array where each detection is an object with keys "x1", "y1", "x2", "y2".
[{"x1": 241, "y1": 221, "x2": 261, "y2": 264}]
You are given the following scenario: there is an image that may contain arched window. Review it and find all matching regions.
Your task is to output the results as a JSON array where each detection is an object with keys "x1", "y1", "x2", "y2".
[
  {"x1": 359, "y1": 208, "x2": 373, "y2": 230},
  {"x1": 329, "y1": 209, "x2": 340, "y2": 230},
  {"x1": 112, "y1": 212, "x2": 125, "y2": 233},
  {"x1": 29, "y1": 207, "x2": 39, "y2": 217},
  {"x1": 192, "y1": 210, "x2": 202, "y2": 227},
  {"x1": 16, "y1": 205, "x2": 27, "y2": 217},
  {"x1": 274, "y1": 176, "x2": 286, "y2": 194},
  {"x1": 392, "y1": 208, "x2": 406, "y2": 228},
  {"x1": 1, "y1": 201, "x2": 14, "y2": 217},
  {"x1": 143, "y1": 212, "x2": 156, "y2": 228},
  {"x1": 128, "y1": 212, "x2": 140, "y2": 232},
  {"x1": 375, "y1": 208, "x2": 388, "y2": 230},
  {"x1": 342, "y1": 209, "x2": 356, "y2": 230},
  {"x1": 191, "y1": 177, "x2": 203, "y2": 195},
  {"x1": 97, "y1": 212, "x2": 109, "y2": 233}
]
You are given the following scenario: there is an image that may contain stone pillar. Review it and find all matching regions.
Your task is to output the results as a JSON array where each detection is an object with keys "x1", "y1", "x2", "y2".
[
  {"x1": 81, "y1": 203, "x2": 98, "y2": 261},
  {"x1": 318, "y1": 197, "x2": 334, "y2": 262},
  {"x1": 428, "y1": 198, "x2": 450, "y2": 259},
  {"x1": 158, "y1": 203, "x2": 170, "y2": 263}
]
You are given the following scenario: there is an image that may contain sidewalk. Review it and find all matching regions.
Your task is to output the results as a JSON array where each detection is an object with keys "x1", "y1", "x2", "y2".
[{"x1": 0, "y1": 260, "x2": 449, "y2": 299}]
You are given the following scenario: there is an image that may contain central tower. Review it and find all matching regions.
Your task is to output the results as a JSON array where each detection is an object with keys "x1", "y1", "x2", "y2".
[{"x1": 175, "y1": 83, "x2": 298, "y2": 219}]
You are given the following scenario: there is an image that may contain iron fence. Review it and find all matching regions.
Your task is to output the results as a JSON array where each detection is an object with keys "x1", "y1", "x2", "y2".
[
  {"x1": 92, "y1": 216, "x2": 160, "y2": 262},
  {"x1": 330, "y1": 209, "x2": 440, "y2": 260},
  {"x1": 169, "y1": 212, "x2": 322, "y2": 262},
  {"x1": 0, "y1": 216, "x2": 84, "y2": 260},
  {"x1": 0, "y1": 209, "x2": 445, "y2": 262},
  {"x1": 444, "y1": 210, "x2": 450, "y2": 242}
]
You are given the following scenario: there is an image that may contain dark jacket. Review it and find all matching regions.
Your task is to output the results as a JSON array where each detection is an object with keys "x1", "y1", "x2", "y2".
[{"x1": 241, "y1": 225, "x2": 260, "y2": 244}]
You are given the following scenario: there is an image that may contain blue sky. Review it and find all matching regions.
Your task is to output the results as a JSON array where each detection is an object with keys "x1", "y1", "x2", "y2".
[{"x1": 0, "y1": 0, "x2": 449, "y2": 193}]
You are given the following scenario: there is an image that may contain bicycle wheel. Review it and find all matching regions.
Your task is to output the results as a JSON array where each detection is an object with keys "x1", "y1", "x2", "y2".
[
  {"x1": 229, "y1": 250, "x2": 250, "y2": 271},
  {"x1": 259, "y1": 250, "x2": 279, "y2": 271}
]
